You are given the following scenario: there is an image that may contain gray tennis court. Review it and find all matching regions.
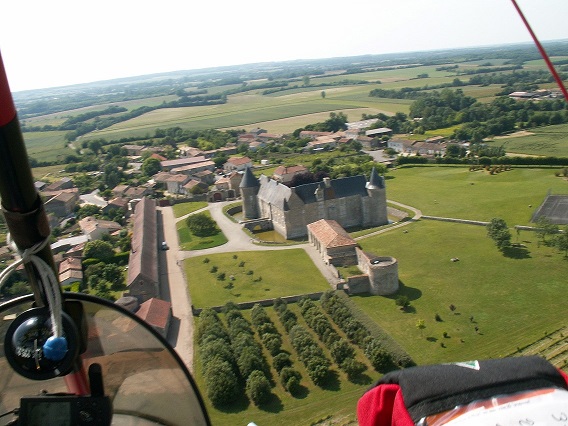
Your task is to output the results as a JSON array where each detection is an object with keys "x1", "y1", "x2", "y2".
[{"x1": 531, "y1": 195, "x2": 568, "y2": 224}]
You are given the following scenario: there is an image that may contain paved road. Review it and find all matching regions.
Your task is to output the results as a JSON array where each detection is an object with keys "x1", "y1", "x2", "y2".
[{"x1": 158, "y1": 206, "x2": 196, "y2": 372}]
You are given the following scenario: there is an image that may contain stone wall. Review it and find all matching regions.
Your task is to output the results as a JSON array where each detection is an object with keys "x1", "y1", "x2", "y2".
[
  {"x1": 191, "y1": 292, "x2": 324, "y2": 316},
  {"x1": 345, "y1": 275, "x2": 370, "y2": 294}
]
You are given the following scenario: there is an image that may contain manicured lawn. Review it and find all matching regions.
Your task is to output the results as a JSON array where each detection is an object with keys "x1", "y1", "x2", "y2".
[
  {"x1": 185, "y1": 249, "x2": 330, "y2": 308},
  {"x1": 352, "y1": 219, "x2": 568, "y2": 365},
  {"x1": 386, "y1": 165, "x2": 568, "y2": 226},
  {"x1": 171, "y1": 201, "x2": 208, "y2": 218},
  {"x1": 176, "y1": 218, "x2": 227, "y2": 251}
]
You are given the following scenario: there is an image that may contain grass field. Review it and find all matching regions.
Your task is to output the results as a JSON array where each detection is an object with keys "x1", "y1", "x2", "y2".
[
  {"x1": 185, "y1": 249, "x2": 330, "y2": 308},
  {"x1": 493, "y1": 123, "x2": 568, "y2": 157},
  {"x1": 23, "y1": 131, "x2": 74, "y2": 163},
  {"x1": 176, "y1": 211, "x2": 228, "y2": 251},
  {"x1": 172, "y1": 201, "x2": 208, "y2": 218},
  {"x1": 353, "y1": 219, "x2": 568, "y2": 366},
  {"x1": 386, "y1": 165, "x2": 568, "y2": 225}
]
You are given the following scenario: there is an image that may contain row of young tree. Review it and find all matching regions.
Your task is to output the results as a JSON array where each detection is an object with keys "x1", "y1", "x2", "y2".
[
  {"x1": 197, "y1": 291, "x2": 419, "y2": 409},
  {"x1": 487, "y1": 217, "x2": 568, "y2": 256}
]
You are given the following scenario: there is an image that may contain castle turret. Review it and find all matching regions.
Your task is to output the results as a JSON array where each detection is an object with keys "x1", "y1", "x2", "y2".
[
  {"x1": 366, "y1": 167, "x2": 388, "y2": 225},
  {"x1": 240, "y1": 166, "x2": 260, "y2": 219}
]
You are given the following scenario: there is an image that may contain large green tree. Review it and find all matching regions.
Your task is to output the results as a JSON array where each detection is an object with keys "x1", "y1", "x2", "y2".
[
  {"x1": 141, "y1": 157, "x2": 161, "y2": 177},
  {"x1": 186, "y1": 213, "x2": 218, "y2": 237},
  {"x1": 84, "y1": 240, "x2": 115, "y2": 262},
  {"x1": 486, "y1": 218, "x2": 511, "y2": 251}
]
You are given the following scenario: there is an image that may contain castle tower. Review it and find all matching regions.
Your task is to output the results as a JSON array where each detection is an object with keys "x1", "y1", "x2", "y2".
[
  {"x1": 240, "y1": 166, "x2": 260, "y2": 219},
  {"x1": 366, "y1": 167, "x2": 388, "y2": 225}
]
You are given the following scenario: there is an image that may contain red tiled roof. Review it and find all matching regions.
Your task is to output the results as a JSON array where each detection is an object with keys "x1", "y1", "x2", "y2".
[
  {"x1": 136, "y1": 298, "x2": 171, "y2": 329},
  {"x1": 307, "y1": 219, "x2": 357, "y2": 248}
]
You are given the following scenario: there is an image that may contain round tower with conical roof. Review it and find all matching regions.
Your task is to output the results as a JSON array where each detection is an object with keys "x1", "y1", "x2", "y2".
[
  {"x1": 366, "y1": 167, "x2": 388, "y2": 225},
  {"x1": 240, "y1": 166, "x2": 260, "y2": 219}
]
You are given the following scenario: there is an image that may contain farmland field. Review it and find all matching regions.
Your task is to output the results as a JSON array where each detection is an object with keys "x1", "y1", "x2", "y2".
[{"x1": 493, "y1": 123, "x2": 568, "y2": 157}]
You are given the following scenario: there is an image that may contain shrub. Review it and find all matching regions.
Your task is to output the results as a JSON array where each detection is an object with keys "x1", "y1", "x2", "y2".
[
  {"x1": 273, "y1": 352, "x2": 292, "y2": 372},
  {"x1": 280, "y1": 367, "x2": 301, "y2": 389},
  {"x1": 204, "y1": 359, "x2": 240, "y2": 406},
  {"x1": 330, "y1": 339, "x2": 355, "y2": 365},
  {"x1": 365, "y1": 338, "x2": 393, "y2": 372},
  {"x1": 340, "y1": 358, "x2": 367, "y2": 378},
  {"x1": 186, "y1": 213, "x2": 218, "y2": 237},
  {"x1": 246, "y1": 370, "x2": 271, "y2": 406}
]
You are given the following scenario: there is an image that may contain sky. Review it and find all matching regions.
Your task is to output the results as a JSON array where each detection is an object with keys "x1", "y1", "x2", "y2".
[{"x1": 1, "y1": 0, "x2": 568, "y2": 92}]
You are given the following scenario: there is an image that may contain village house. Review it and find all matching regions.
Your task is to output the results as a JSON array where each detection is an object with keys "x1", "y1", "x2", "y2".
[
  {"x1": 103, "y1": 197, "x2": 130, "y2": 218},
  {"x1": 306, "y1": 137, "x2": 337, "y2": 151},
  {"x1": 272, "y1": 165, "x2": 309, "y2": 185},
  {"x1": 247, "y1": 141, "x2": 266, "y2": 152},
  {"x1": 299, "y1": 130, "x2": 333, "y2": 140},
  {"x1": 165, "y1": 174, "x2": 191, "y2": 195},
  {"x1": 58, "y1": 257, "x2": 83, "y2": 288},
  {"x1": 201, "y1": 146, "x2": 238, "y2": 159},
  {"x1": 346, "y1": 118, "x2": 379, "y2": 130},
  {"x1": 237, "y1": 133, "x2": 257, "y2": 145},
  {"x1": 122, "y1": 145, "x2": 146, "y2": 156},
  {"x1": 44, "y1": 189, "x2": 79, "y2": 218},
  {"x1": 387, "y1": 139, "x2": 415, "y2": 154},
  {"x1": 356, "y1": 135, "x2": 380, "y2": 150},
  {"x1": 123, "y1": 186, "x2": 153, "y2": 200},
  {"x1": 208, "y1": 171, "x2": 243, "y2": 202},
  {"x1": 256, "y1": 132, "x2": 283, "y2": 142},
  {"x1": 224, "y1": 156, "x2": 253, "y2": 173},
  {"x1": 79, "y1": 216, "x2": 122, "y2": 240},
  {"x1": 62, "y1": 242, "x2": 86, "y2": 259},
  {"x1": 193, "y1": 170, "x2": 215, "y2": 185},
  {"x1": 44, "y1": 177, "x2": 74, "y2": 192},
  {"x1": 184, "y1": 179, "x2": 209, "y2": 197},
  {"x1": 412, "y1": 141, "x2": 446, "y2": 156},
  {"x1": 160, "y1": 155, "x2": 208, "y2": 172},
  {"x1": 365, "y1": 127, "x2": 392, "y2": 138},
  {"x1": 170, "y1": 160, "x2": 216, "y2": 176},
  {"x1": 179, "y1": 146, "x2": 203, "y2": 157}
]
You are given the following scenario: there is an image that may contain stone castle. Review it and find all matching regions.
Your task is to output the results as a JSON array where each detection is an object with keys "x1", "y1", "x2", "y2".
[{"x1": 240, "y1": 167, "x2": 388, "y2": 239}]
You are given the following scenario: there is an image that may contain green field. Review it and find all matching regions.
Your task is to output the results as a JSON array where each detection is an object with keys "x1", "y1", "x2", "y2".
[
  {"x1": 176, "y1": 217, "x2": 228, "y2": 251},
  {"x1": 23, "y1": 131, "x2": 74, "y2": 163},
  {"x1": 386, "y1": 165, "x2": 568, "y2": 225},
  {"x1": 354, "y1": 220, "x2": 568, "y2": 365},
  {"x1": 185, "y1": 249, "x2": 330, "y2": 308},
  {"x1": 493, "y1": 123, "x2": 568, "y2": 157},
  {"x1": 172, "y1": 201, "x2": 208, "y2": 218}
]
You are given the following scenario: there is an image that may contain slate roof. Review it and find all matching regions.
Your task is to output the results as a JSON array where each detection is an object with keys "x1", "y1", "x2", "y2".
[
  {"x1": 240, "y1": 167, "x2": 260, "y2": 188},
  {"x1": 292, "y1": 175, "x2": 367, "y2": 204},
  {"x1": 257, "y1": 176, "x2": 291, "y2": 210},
  {"x1": 366, "y1": 168, "x2": 385, "y2": 189},
  {"x1": 127, "y1": 197, "x2": 158, "y2": 287},
  {"x1": 307, "y1": 219, "x2": 357, "y2": 248}
]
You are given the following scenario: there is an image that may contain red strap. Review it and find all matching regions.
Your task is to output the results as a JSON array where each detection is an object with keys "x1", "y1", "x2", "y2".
[
  {"x1": 0, "y1": 51, "x2": 17, "y2": 127},
  {"x1": 357, "y1": 383, "x2": 414, "y2": 426}
]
